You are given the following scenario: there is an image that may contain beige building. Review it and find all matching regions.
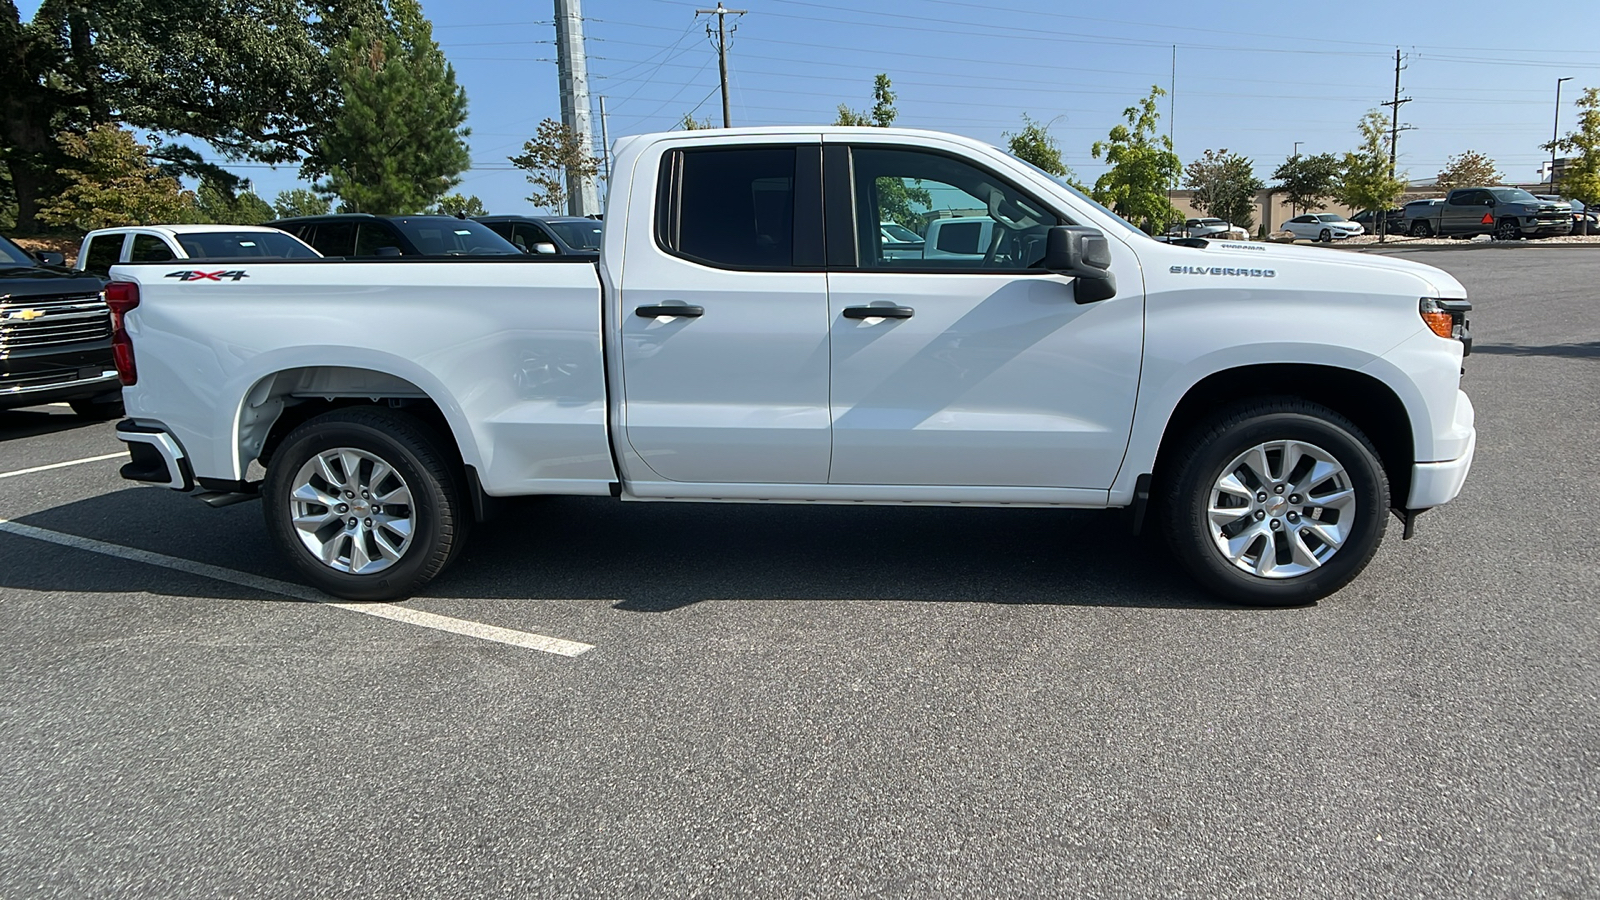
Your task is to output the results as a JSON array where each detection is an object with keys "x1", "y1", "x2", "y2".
[{"x1": 1167, "y1": 189, "x2": 1360, "y2": 235}]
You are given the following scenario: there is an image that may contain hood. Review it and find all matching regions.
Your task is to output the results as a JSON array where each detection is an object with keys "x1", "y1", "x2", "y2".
[
  {"x1": 0, "y1": 265, "x2": 105, "y2": 301},
  {"x1": 1189, "y1": 240, "x2": 1467, "y2": 297}
]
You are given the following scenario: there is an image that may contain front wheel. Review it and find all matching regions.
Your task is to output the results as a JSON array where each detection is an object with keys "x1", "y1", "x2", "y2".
[
  {"x1": 1318, "y1": 228, "x2": 1332, "y2": 242},
  {"x1": 263, "y1": 407, "x2": 468, "y2": 601},
  {"x1": 1160, "y1": 400, "x2": 1389, "y2": 606},
  {"x1": 1493, "y1": 218, "x2": 1521, "y2": 241}
]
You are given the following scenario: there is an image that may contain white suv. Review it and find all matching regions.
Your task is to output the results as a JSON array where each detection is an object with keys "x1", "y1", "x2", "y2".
[{"x1": 76, "y1": 225, "x2": 319, "y2": 276}]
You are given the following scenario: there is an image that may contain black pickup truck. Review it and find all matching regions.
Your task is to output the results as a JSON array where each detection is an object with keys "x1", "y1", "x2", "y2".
[{"x1": 0, "y1": 235, "x2": 122, "y2": 418}]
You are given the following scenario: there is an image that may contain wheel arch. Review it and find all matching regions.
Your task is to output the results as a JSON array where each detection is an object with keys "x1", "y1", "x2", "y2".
[{"x1": 1150, "y1": 363, "x2": 1414, "y2": 508}]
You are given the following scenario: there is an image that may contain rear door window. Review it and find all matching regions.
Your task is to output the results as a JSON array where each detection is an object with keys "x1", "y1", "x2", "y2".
[
  {"x1": 660, "y1": 146, "x2": 822, "y2": 269},
  {"x1": 81, "y1": 234, "x2": 124, "y2": 276},
  {"x1": 129, "y1": 234, "x2": 177, "y2": 262},
  {"x1": 308, "y1": 222, "x2": 356, "y2": 256}
]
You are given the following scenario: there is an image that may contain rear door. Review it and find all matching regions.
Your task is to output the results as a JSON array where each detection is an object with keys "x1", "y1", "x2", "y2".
[
  {"x1": 616, "y1": 137, "x2": 831, "y2": 484},
  {"x1": 821, "y1": 138, "x2": 1143, "y2": 489}
]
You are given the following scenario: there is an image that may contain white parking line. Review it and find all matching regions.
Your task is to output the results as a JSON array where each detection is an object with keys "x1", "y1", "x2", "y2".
[
  {"x1": 0, "y1": 452, "x2": 127, "y2": 481},
  {"x1": 0, "y1": 519, "x2": 594, "y2": 657}
]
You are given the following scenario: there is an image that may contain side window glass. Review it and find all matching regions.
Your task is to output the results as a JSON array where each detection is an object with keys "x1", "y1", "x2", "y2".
[
  {"x1": 849, "y1": 147, "x2": 1061, "y2": 270},
  {"x1": 129, "y1": 234, "x2": 176, "y2": 262},
  {"x1": 512, "y1": 224, "x2": 553, "y2": 251},
  {"x1": 673, "y1": 146, "x2": 797, "y2": 268},
  {"x1": 82, "y1": 235, "x2": 123, "y2": 275},
  {"x1": 311, "y1": 222, "x2": 356, "y2": 256},
  {"x1": 354, "y1": 223, "x2": 402, "y2": 256}
]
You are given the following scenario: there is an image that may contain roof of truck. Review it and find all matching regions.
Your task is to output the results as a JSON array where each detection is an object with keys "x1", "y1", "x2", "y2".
[{"x1": 85, "y1": 224, "x2": 293, "y2": 236}]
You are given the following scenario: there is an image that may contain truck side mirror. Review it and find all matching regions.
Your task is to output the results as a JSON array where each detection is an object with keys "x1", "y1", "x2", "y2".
[
  {"x1": 1043, "y1": 226, "x2": 1117, "y2": 303},
  {"x1": 533, "y1": 242, "x2": 558, "y2": 255},
  {"x1": 375, "y1": 246, "x2": 403, "y2": 257},
  {"x1": 33, "y1": 250, "x2": 65, "y2": 267}
]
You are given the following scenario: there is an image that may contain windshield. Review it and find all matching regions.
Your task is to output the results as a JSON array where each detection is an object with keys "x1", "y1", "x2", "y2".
[
  {"x1": 389, "y1": 218, "x2": 521, "y2": 256},
  {"x1": 176, "y1": 231, "x2": 320, "y2": 259},
  {"x1": 1490, "y1": 188, "x2": 1539, "y2": 203},
  {"x1": 1316, "y1": 214, "x2": 1349, "y2": 222},
  {"x1": 0, "y1": 235, "x2": 40, "y2": 267},
  {"x1": 544, "y1": 220, "x2": 603, "y2": 250},
  {"x1": 1006, "y1": 157, "x2": 1152, "y2": 241},
  {"x1": 881, "y1": 222, "x2": 923, "y2": 243}
]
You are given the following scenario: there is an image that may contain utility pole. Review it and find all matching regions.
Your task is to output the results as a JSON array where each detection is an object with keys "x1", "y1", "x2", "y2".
[
  {"x1": 696, "y1": 2, "x2": 746, "y2": 128},
  {"x1": 553, "y1": 0, "x2": 600, "y2": 216},
  {"x1": 1552, "y1": 76, "x2": 1573, "y2": 192},
  {"x1": 1290, "y1": 141, "x2": 1303, "y2": 217},
  {"x1": 1379, "y1": 48, "x2": 1413, "y2": 242},
  {"x1": 598, "y1": 95, "x2": 612, "y2": 187}
]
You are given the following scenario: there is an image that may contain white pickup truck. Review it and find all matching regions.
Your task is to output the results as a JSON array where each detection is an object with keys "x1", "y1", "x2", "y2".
[{"x1": 107, "y1": 127, "x2": 1475, "y2": 606}]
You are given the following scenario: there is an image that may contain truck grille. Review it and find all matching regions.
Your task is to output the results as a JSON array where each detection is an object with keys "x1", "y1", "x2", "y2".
[{"x1": 0, "y1": 293, "x2": 111, "y2": 355}]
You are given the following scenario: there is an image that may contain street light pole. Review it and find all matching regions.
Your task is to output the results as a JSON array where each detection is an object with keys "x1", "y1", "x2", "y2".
[{"x1": 1553, "y1": 77, "x2": 1573, "y2": 192}]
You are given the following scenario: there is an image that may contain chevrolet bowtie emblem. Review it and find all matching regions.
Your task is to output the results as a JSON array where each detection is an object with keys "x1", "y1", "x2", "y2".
[{"x1": 9, "y1": 308, "x2": 45, "y2": 321}]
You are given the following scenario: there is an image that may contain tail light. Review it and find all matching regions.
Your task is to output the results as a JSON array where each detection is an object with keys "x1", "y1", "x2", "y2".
[
  {"x1": 105, "y1": 281, "x2": 140, "y2": 385},
  {"x1": 1420, "y1": 297, "x2": 1472, "y2": 356}
]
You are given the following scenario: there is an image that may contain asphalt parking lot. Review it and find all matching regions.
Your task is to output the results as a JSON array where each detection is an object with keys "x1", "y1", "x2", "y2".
[{"x1": 2, "y1": 247, "x2": 1596, "y2": 898}]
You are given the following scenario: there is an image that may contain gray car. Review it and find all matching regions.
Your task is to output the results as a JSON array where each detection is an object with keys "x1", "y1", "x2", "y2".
[{"x1": 1408, "y1": 187, "x2": 1572, "y2": 240}]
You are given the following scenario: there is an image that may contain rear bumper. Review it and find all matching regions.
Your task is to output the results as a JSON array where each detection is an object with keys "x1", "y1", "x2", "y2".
[{"x1": 116, "y1": 420, "x2": 193, "y2": 491}]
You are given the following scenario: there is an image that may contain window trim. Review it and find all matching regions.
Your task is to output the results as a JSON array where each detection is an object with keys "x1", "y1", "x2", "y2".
[
  {"x1": 652, "y1": 144, "x2": 825, "y2": 272},
  {"x1": 828, "y1": 143, "x2": 1068, "y2": 276}
]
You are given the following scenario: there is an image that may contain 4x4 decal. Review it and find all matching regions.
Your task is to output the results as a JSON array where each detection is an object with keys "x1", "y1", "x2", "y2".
[{"x1": 165, "y1": 269, "x2": 249, "y2": 282}]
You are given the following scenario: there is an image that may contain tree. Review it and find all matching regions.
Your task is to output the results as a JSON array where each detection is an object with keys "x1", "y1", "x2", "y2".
[
  {"x1": 1550, "y1": 86, "x2": 1600, "y2": 209},
  {"x1": 196, "y1": 177, "x2": 274, "y2": 224},
  {"x1": 1337, "y1": 110, "x2": 1407, "y2": 240},
  {"x1": 1271, "y1": 152, "x2": 1341, "y2": 214},
  {"x1": 509, "y1": 118, "x2": 599, "y2": 213},
  {"x1": 678, "y1": 113, "x2": 713, "y2": 130},
  {"x1": 1090, "y1": 85, "x2": 1181, "y2": 232},
  {"x1": 1435, "y1": 150, "x2": 1503, "y2": 193},
  {"x1": 1184, "y1": 148, "x2": 1264, "y2": 229},
  {"x1": 836, "y1": 73, "x2": 898, "y2": 127},
  {"x1": 273, "y1": 188, "x2": 330, "y2": 218},
  {"x1": 37, "y1": 125, "x2": 198, "y2": 230},
  {"x1": 434, "y1": 193, "x2": 487, "y2": 216},
  {"x1": 315, "y1": 0, "x2": 470, "y2": 214},
  {"x1": 1005, "y1": 114, "x2": 1083, "y2": 189}
]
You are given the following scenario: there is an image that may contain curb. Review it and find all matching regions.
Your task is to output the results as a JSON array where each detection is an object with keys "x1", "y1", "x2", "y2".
[{"x1": 1354, "y1": 242, "x2": 1600, "y2": 253}]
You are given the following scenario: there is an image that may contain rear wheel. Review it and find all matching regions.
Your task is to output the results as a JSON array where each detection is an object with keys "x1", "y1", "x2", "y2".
[
  {"x1": 1409, "y1": 220, "x2": 1432, "y2": 237},
  {"x1": 263, "y1": 407, "x2": 467, "y2": 601},
  {"x1": 1160, "y1": 399, "x2": 1389, "y2": 606}
]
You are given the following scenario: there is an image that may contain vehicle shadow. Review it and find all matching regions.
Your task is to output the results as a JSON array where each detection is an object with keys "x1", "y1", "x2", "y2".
[
  {"x1": 1, "y1": 486, "x2": 1234, "y2": 611},
  {"x1": 0, "y1": 407, "x2": 98, "y2": 443},
  {"x1": 1472, "y1": 341, "x2": 1600, "y2": 360}
]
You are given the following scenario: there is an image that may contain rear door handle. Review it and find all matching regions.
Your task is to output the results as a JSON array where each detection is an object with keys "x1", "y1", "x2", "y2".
[
  {"x1": 842, "y1": 305, "x2": 914, "y2": 319},
  {"x1": 635, "y1": 304, "x2": 704, "y2": 318}
]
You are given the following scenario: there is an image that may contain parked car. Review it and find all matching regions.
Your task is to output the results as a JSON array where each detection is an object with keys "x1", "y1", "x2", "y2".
[
  {"x1": 1283, "y1": 214, "x2": 1365, "y2": 242},
  {"x1": 0, "y1": 233, "x2": 122, "y2": 418},
  {"x1": 1167, "y1": 217, "x2": 1250, "y2": 241},
  {"x1": 879, "y1": 221, "x2": 926, "y2": 259},
  {"x1": 475, "y1": 215, "x2": 602, "y2": 257},
  {"x1": 1401, "y1": 199, "x2": 1445, "y2": 236},
  {"x1": 1406, "y1": 187, "x2": 1571, "y2": 240},
  {"x1": 1351, "y1": 207, "x2": 1404, "y2": 235},
  {"x1": 75, "y1": 225, "x2": 320, "y2": 277},
  {"x1": 108, "y1": 125, "x2": 1475, "y2": 609},
  {"x1": 267, "y1": 214, "x2": 522, "y2": 258}
]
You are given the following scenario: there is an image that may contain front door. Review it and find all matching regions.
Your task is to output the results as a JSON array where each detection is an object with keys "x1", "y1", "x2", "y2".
[
  {"x1": 617, "y1": 140, "x2": 832, "y2": 484},
  {"x1": 823, "y1": 142, "x2": 1143, "y2": 489}
]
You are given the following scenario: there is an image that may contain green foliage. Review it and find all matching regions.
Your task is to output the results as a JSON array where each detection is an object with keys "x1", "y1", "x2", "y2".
[
  {"x1": 1005, "y1": 114, "x2": 1083, "y2": 190},
  {"x1": 315, "y1": 0, "x2": 470, "y2": 215},
  {"x1": 1435, "y1": 150, "x2": 1503, "y2": 193},
  {"x1": 273, "y1": 188, "x2": 330, "y2": 219},
  {"x1": 1337, "y1": 110, "x2": 1407, "y2": 223},
  {"x1": 433, "y1": 193, "x2": 487, "y2": 216},
  {"x1": 1551, "y1": 87, "x2": 1600, "y2": 208},
  {"x1": 678, "y1": 113, "x2": 714, "y2": 130},
  {"x1": 509, "y1": 118, "x2": 600, "y2": 213},
  {"x1": 195, "y1": 178, "x2": 273, "y2": 224},
  {"x1": 38, "y1": 125, "x2": 198, "y2": 230},
  {"x1": 836, "y1": 73, "x2": 898, "y2": 127},
  {"x1": 1090, "y1": 86, "x2": 1181, "y2": 232},
  {"x1": 1184, "y1": 148, "x2": 1264, "y2": 229},
  {"x1": 1271, "y1": 152, "x2": 1341, "y2": 213}
]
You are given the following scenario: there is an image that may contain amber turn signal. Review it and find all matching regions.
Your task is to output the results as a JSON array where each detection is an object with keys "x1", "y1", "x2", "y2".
[{"x1": 1419, "y1": 297, "x2": 1455, "y2": 339}]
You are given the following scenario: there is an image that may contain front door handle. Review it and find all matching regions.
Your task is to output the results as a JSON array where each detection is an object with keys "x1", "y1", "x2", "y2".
[
  {"x1": 842, "y1": 305, "x2": 914, "y2": 319},
  {"x1": 635, "y1": 304, "x2": 704, "y2": 318}
]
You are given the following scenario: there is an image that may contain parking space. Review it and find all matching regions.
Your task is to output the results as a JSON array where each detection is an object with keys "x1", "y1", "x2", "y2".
[{"x1": 2, "y1": 248, "x2": 1596, "y2": 897}]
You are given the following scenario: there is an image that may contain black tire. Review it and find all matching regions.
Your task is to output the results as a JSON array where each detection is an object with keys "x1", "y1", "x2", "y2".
[
  {"x1": 1159, "y1": 399, "x2": 1389, "y2": 607},
  {"x1": 262, "y1": 407, "x2": 468, "y2": 601},
  {"x1": 1409, "y1": 220, "x2": 1432, "y2": 237},
  {"x1": 1318, "y1": 228, "x2": 1332, "y2": 242},
  {"x1": 69, "y1": 394, "x2": 124, "y2": 420},
  {"x1": 1493, "y1": 218, "x2": 1521, "y2": 241}
]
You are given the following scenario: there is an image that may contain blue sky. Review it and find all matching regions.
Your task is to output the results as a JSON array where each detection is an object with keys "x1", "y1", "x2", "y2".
[{"x1": 22, "y1": 0, "x2": 1600, "y2": 212}]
